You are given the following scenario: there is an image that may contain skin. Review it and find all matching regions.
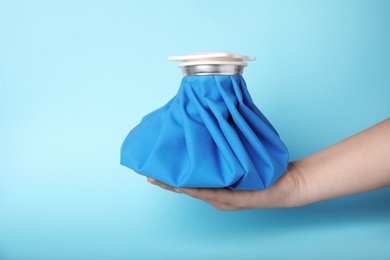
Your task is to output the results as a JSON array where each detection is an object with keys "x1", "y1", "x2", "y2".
[{"x1": 147, "y1": 118, "x2": 390, "y2": 211}]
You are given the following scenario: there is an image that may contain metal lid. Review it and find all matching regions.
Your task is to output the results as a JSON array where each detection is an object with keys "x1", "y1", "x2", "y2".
[{"x1": 169, "y1": 52, "x2": 255, "y2": 76}]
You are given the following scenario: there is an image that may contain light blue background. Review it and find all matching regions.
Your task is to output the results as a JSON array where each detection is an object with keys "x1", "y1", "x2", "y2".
[{"x1": 1, "y1": 0, "x2": 389, "y2": 259}]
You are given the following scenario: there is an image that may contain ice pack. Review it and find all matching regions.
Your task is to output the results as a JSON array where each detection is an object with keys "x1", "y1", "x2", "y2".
[{"x1": 121, "y1": 52, "x2": 289, "y2": 190}]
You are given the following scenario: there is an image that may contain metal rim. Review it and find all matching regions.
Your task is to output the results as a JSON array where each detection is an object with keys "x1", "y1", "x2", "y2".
[{"x1": 181, "y1": 64, "x2": 245, "y2": 76}]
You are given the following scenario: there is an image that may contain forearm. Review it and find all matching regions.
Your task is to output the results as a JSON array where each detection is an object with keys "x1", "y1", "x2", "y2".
[{"x1": 294, "y1": 118, "x2": 390, "y2": 205}]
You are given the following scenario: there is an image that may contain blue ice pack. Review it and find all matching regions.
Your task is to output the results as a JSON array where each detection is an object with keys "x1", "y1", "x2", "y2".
[{"x1": 121, "y1": 52, "x2": 289, "y2": 190}]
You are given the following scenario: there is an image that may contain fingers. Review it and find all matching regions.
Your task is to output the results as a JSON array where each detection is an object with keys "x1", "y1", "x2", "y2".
[
  {"x1": 147, "y1": 177, "x2": 178, "y2": 193},
  {"x1": 146, "y1": 177, "x2": 218, "y2": 198},
  {"x1": 179, "y1": 187, "x2": 225, "y2": 201},
  {"x1": 146, "y1": 177, "x2": 251, "y2": 211},
  {"x1": 180, "y1": 187, "x2": 250, "y2": 211}
]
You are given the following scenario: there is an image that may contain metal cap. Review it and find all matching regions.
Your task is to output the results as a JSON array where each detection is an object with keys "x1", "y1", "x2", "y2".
[{"x1": 169, "y1": 52, "x2": 255, "y2": 76}]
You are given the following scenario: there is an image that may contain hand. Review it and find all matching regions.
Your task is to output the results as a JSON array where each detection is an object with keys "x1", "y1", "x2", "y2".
[
  {"x1": 146, "y1": 162, "x2": 308, "y2": 211},
  {"x1": 146, "y1": 118, "x2": 390, "y2": 211}
]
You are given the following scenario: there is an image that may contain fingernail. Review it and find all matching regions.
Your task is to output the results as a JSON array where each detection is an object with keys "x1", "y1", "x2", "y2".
[
  {"x1": 174, "y1": 188, "x2": 184, "y2": 193},
  {"x1": 147, "y1": 178, "x2": 156, "y2": 184}
]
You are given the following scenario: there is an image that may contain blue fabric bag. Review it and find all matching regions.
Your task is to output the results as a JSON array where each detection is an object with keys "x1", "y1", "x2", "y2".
[{"x1": 121, "y1": 53, "x2": 289, "y2": 190}]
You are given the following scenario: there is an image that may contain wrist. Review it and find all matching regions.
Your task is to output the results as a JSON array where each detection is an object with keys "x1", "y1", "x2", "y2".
[{"x1": 281, "y1": 161, "x2": 309, "y2": 207}]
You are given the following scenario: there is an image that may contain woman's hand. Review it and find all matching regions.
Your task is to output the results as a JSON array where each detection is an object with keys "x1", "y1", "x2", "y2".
[
  {"x1": 147, "y1": 162, "x2": 308, "y2": 211},
  {"x1": 147, "y1": 118, "x2": 390, "y2": 211}
]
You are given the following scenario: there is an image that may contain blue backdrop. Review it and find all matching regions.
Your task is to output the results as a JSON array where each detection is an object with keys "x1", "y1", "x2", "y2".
[{"x1": 1, "y1": 0, "x2": 389, "y2": 259}]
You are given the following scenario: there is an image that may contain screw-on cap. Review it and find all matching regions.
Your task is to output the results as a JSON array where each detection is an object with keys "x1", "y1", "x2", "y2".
[{"x1": 169, "y1": 52, "x2": 255, "y2": 76}]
